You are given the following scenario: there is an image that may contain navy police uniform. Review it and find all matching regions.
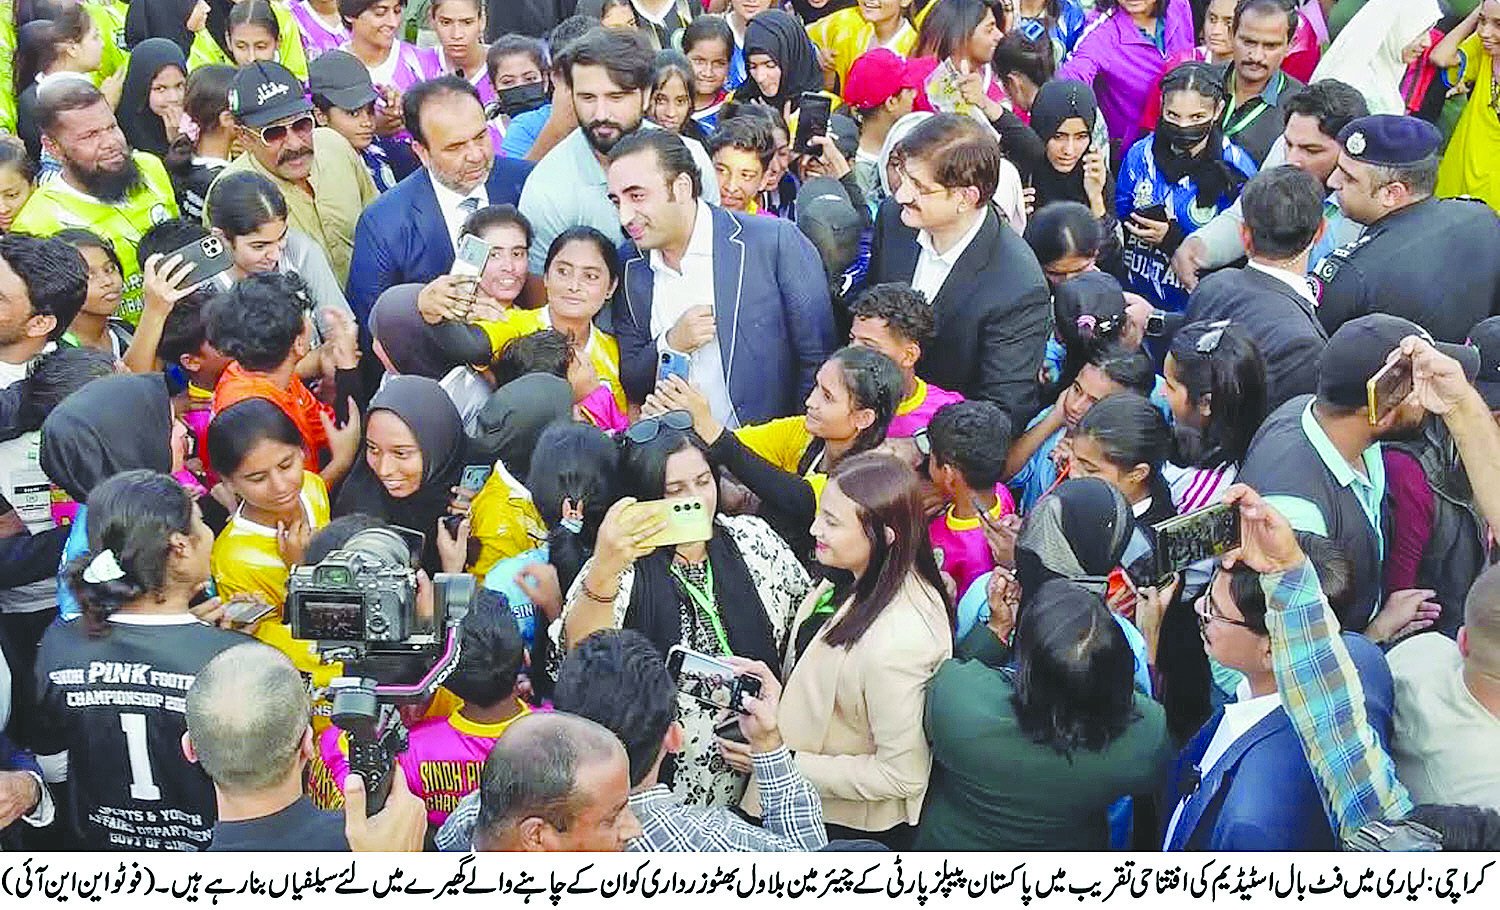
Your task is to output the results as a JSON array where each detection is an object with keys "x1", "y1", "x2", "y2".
[{"x1": 1313, "y1": 116, "x2": 1500, "y2": 343}]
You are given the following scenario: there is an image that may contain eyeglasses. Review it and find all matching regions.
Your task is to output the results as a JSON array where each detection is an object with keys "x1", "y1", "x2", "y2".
[
  {"x1": 623, "y1": 410, "x2": 693, "y2": 445},
  {"x1": 1194, "y1": 587, "x2": 1252, "y2": 631},
  {"x1": 252, "y1": 114, "x2": 316, "y2": 146},
  {"x1": 1195, "y1": 320, "x2": 1232, "y2": 355}
]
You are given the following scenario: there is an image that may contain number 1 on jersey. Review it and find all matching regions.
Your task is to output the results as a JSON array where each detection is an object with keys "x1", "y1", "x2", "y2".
[{"x1": 120, "y1": 713, "x2": 162, "y2": 801}]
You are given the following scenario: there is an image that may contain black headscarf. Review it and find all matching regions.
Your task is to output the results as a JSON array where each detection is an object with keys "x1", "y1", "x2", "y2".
[
  {"x1": 125, "y1": 0, "x2": 197, "y2": 56},
  {"x1": 1015, "y1": 477, "x2": 1138, "y2": 606},
  {"x1": 40, "y1": 373, "x2": 174, "y2": 503},
  {"x1": 469, "y1": 373, "x2": 574, "y2": 483},
  {"x1": 370, "y1": 285, "x2": 464, "y2": 379},
  {"x1": 335, "y1": 376, "x2": 468, "y2": 571},
  {"x1": 117, "y1": 39, "x2": 188, "y2": 158},
  {"x1": 737, "y1": 9, "x2": 824, "y2": 112},
  {"x1": 1028, "y1": 79, "x2": 1102, "y2": 209}
]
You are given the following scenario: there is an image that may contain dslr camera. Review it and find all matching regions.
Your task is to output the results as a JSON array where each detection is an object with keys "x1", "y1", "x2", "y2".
[{"x1": 285, "y1": 526, "x2": 478, "y2": 813}]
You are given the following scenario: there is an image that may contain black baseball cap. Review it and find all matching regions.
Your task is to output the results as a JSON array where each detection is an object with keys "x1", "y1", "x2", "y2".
[
  {"x1": 307, "y1": 50, "x2": 378, "y2": 112},
  {"x1": 1468, "y1": 316, "x2": 1500, "y2": 410},
  {"x1": 796, "y1": 177, "x2": 862, "y2": 275},
  {"x1": 228, "y1": 61, "x2": 314, "y2": 129},
  {"x1": 1317, "y1": 313, "x2": 1479, "y2": 410}
]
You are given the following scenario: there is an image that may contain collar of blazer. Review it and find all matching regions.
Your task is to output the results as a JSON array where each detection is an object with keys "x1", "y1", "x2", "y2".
[
  {"x1": 622, "y1": 205, "x2": 748, "y2": 386},
  {"x1": 1169, "y1": 705, "x2": 1291, "y2": 849}
]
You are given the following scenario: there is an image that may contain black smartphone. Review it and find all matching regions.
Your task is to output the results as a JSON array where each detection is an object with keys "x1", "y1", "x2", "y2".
[
  {"x1": 714, "y1": 715, "x2": 748, "y2": 744},
  {"x1": 1150, "y1": 503, "x2": 1241, "y2": 584},
  {"x1": 792, "y1": 92, "x2": 832, "y2": 155},
  {"x1": 1135, "y1": 202, "x2": 1169, "y2": 222},
  {"x1": 167, "y1": 234, "x2": 234, "y2": 288}
]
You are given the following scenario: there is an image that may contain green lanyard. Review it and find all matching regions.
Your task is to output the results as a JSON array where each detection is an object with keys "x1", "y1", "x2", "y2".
[
  {"x1": 1221, "y1": 73, "x2": 1282, "y2": 138},
  {"x1": 672, "y1": 562, "x2": 731, "y2": 655}
]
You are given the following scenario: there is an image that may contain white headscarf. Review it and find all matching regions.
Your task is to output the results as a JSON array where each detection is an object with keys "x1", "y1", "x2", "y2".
[
  {"x1": 876, "y1": 111, "x2": 1029, "y2": 233},
  {"x1": 1311, "y1": 0, "x2": 1442, "y2": 115}
]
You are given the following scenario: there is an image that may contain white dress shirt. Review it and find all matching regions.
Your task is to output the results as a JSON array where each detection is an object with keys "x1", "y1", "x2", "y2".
[
  {"x1": 911, "y1": 208, "x2": 986, "y2": 305},
  {"x1": 430, "y1": 176, "x2": 490, "y2": 251},
  {"x1": 1247, "y1": 259, "x2": 1320, "y2": 309},
  {"x1": 1163, "y1": 678, "x2": 1282, "y2": 847},
  {"x1": 649, "y1": 201, "x2": 737, "y2": 427}
]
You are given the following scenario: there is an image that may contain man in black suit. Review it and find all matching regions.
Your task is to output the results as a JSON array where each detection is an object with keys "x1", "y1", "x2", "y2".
[
  {"x1": 867, "y1": 114, "x2": 1051, "y2": 427},
  {"x1": 1186, "y1": 165, "x2": 1328, "y2": 409}
]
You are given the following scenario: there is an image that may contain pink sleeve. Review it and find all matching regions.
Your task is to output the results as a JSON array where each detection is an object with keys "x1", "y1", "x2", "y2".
[
  {"x1": 1381, "y1": 449, "x2": 1434, "y2": 595},
  {"x1": 317, "y1": 726, "x2": 351, "y2": 791}
]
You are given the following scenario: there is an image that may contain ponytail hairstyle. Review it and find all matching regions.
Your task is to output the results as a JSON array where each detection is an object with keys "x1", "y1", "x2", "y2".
[
  {"x1": 15, "y1": 3, "x2": 91, "y2": 98},
  {"x1": 1167, "y1": 320, "x2": 1268, "y2": 469},
  {"x1": 1072, "y1": 392, "x2": 1174, "y2": 510},
  {"x1": 799, "y1": 346, "x2": 904, "y2": 475},
  {"x1": 166, "y1": 64, "x2": 236, "y2": 174},
  {"x1": 64, "y1": 470, "x2": 197, "y2": 638},
  {"x1": 528, "y1": 421, "x2": 621, "y2": 597},
  {"x1": 1050, "y1": 270, "x2": 1129, "y2": 395},
  {"x1": 214, "y1": 0, "x2": 281, "y2": 59}
]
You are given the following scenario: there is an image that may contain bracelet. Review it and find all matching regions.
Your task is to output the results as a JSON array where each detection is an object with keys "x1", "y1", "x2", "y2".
[{"x1": 580, "y1": 578, "x2": 615, "y2": 604}]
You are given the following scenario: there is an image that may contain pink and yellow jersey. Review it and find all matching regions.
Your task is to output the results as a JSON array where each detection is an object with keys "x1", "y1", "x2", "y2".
[
  {"x1": 887, "y1": 378, "x2": 965, "y2": 439},
  {"x1": 928, "y1": 487, "x2": 1017, "y2": 599}
]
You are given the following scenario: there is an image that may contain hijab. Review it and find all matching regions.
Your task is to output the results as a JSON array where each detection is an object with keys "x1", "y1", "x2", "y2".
[
  {"x1": 1312, "y1": 0, "x2": 1443, "y2": 116},
  {"x1": 117, "y1": 39, "x2": 188, "y2": 158},
  {"x1": 1015, "y1": 477, "x2": 1137, "y2": 605},
  {"x1": 335, "y1": 376, "x2": 467, "y2": 571},
  {"x1": 1028, "y1": 79, "x2": 1100, "y2": 209},
  {"x1": 737, "y1": 9, "x2": 825, "y2": 112},
  {"x1": 469, "y1": 373, "x2": 574, "y2": 483},
  {"x1": 370, "y1": 284, "x2": 463, "y2": 379},
  {"x1": 125, "y1": 0, "x2": 198, "y2": 57},
  {"x1": 40, "y1": 373, "x2": 174, "y2": 503}
]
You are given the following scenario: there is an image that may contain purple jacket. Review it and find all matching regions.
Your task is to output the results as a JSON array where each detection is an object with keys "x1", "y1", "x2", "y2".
[{"x1": 1057, "y1": 0, "x2": 1195, "y2": 158}]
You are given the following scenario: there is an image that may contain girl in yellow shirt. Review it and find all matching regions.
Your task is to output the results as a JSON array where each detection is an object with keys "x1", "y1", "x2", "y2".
[
  {"x1": 480, "y1": 225, "x2": 627, "y2": 412},
  {"x1": 187, "y1": 0, "x2": 310, "y2": 80},
  {"x1": 807, "y1": 0, "x2": 920, "y2": 90},
  {"x1": 1433, "y1": 2, "x2": 1500, "y2": 213},
  {"x1": 207, "y1": 397, "x2": 337, "y2": 612}
]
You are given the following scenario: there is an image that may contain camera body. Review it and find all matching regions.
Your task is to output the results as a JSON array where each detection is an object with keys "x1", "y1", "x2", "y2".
[{"x1": 328, "y1": 677, "x2": 409, "y2": 815}]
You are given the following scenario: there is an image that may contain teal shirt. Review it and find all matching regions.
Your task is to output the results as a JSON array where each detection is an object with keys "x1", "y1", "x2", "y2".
[{"x1": 1262, "y1": 401, "x2": 1386, "y2": 564}]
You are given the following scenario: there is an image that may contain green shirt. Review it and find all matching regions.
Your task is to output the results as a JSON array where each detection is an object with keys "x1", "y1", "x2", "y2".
[
  {"x1": 913, "y1": 628, "x2": 1175, "y2": 851},
  {"x1": 10, "y1": 152, "x2": 180, "y2": 324},
  {"x1": 1263, "y1": 401, "x2": 1386, "y2": 562}
]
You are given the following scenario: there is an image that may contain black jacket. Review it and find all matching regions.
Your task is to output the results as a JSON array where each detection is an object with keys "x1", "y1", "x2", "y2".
[
  {"x1": 867, "y1": 201, "x2": 1051, "y2": 427},
  {"x1": 1186, "y1": 264, "x2": 1327, "y2": 410}
]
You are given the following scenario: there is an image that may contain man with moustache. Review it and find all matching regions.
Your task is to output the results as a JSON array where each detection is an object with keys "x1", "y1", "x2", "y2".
[
  {"x1": 212, "y1": 61, "x2": 378, "y2": 287},
  {"x1": 518, "y1": 27, "x2": 718, "y2": 274},
  {"x1": 10, "y1": 78, "x2": 178, "y2": 325}
]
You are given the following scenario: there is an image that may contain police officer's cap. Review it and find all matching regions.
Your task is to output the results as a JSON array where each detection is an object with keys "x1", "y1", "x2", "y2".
[{"x1": 1337, "y1": 115, "x2": 1441, "y2": 168}]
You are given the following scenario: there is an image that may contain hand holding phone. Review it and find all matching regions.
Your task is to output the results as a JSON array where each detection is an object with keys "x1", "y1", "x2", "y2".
[
  {"x1": 619, "y1": 497, "x2": 712, "y2": 549},
  {"x1": 792, "y1": 92, "x2": 832, "y2": 154},
  {"x1": 1367, "y1": 355, "x2": 1414, "y2": 426},
  {"x1": 1151, "y1": 502, "x2": 1241, "y2": 584},
  {"x1": 166, "y1": 234, "x2": 234, "y2": 289}
]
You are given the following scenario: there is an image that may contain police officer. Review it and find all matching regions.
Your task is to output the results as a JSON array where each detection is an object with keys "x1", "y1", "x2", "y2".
[{"x1": 1315, "y1": 114, "x2": 1500, "y2": 343}]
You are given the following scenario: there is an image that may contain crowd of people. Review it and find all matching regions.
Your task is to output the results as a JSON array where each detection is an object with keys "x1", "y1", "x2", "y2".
[{"x1": 1, "y1": 0, "x2": 1500, "y2": 855}]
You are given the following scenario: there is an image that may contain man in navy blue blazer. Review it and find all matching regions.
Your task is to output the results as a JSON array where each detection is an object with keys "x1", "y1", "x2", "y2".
[
  {"x1": 346, "y1": 75, "x2": 532, "y2": 346},
  {"x1": 605, "y1": 130, "x2": 835, "y2": 427},
  {"x1": 1163, "y1": 531, "x2": 1398, "y2": 852}
]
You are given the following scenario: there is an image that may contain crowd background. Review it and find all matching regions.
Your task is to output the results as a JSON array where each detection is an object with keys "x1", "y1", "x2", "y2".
[{"x1": 0, "y1": 0, "x2": 1499, "y2": 855}]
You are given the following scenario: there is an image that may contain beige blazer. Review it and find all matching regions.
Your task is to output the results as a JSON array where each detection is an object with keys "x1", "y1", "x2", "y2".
[{"x1": 743, "y1": 575, "x2": 953, "y2": 832}]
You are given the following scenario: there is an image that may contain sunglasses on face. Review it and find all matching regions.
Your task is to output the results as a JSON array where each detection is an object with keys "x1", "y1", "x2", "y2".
[
  {"x1": 624, "y1": 410, "x2": 693, "y2": 445},
  {"x1": 253, "y1": 115, "x2": 316, "y2": 146}
]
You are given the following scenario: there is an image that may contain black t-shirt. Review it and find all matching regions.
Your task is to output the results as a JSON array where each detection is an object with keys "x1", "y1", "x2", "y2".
[
  {"x1": 208, "y1": 797, "x2": 349, "y2": 852},
  {"x1": 33, "y1": 615, "x2": 247, "y2": 850}
]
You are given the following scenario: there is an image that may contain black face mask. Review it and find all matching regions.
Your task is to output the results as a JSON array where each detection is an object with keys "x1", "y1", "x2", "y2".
[
  {"x1": 498, "y1": 82, "x2": 549, "y2": 119},
  {"x1": 1158, "y1": 120, "x2": 1213, "y2": 156}
]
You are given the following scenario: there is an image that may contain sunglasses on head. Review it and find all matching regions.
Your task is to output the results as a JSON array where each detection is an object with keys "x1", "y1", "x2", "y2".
[
  {"x1": 624, "y1": 410, "x2": 693, "y2": 445},
  {"x1": 253, "y1": 114, "x2": 316, "y2": 145}
]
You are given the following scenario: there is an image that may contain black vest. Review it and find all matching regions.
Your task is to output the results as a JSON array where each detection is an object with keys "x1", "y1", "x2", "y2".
[{"x1": 1239, "y1": 396, "x2": 1386, "y2": 631}]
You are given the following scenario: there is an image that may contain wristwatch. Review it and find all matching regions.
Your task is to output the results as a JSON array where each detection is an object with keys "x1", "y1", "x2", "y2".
[{"x1": 1145, "y1": 309, "x2": 1169, "y2": 338}]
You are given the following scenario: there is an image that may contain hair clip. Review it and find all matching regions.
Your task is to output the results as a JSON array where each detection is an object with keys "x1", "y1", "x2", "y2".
[{"x1": 82, "y1": 549, "x2": 126, "y2": 585}]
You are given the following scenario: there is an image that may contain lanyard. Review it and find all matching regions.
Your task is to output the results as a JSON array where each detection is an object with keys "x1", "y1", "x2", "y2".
[
  {"x1": 1221, "y1": 73, "x2": 1282, "y2": 138},
  {"x1": 672, "y1": 561, "x2": 731, "y2": 655}
]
